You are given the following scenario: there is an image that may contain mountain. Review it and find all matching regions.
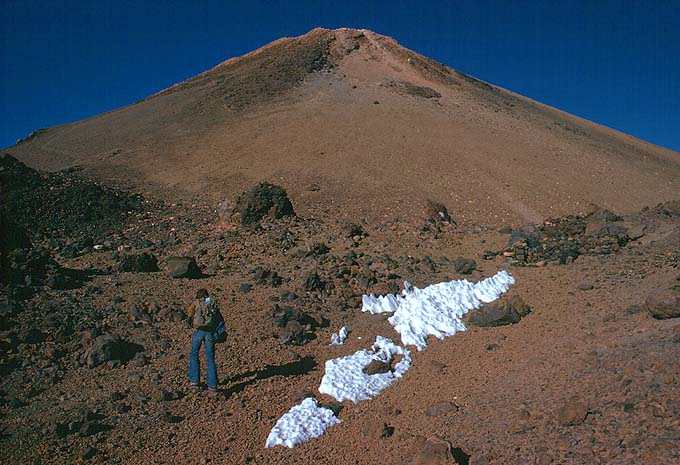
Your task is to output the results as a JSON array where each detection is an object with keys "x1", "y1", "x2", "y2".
[{"x1": 7, "y1": 27, "x2": 679, "y2": 227}]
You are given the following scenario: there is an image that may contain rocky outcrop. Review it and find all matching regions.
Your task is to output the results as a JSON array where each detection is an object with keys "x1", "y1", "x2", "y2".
[
  {"x1": 84, "y1": 335, "x2": 144, "y2": 368},
  {"x1": 645, "y1": 285, "x2": 680, "y2": 319},
  {"x1": 165, "y1": 256, "x2": 201, "y2": 278},
  {"x1": 469, "y1": 294, "x2": 531, "y2": 327}
]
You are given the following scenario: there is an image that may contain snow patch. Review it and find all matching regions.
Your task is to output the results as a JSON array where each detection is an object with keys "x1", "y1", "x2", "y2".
[
  {"x1": 265, "y1": 398, "x2": 341, "y2": 449},
  {"x1": 319, "y1": 336, "x2": 411, "y2": 403},
  {"x1": 330, "y1": 326, "x2": 349, "y2": 345},
  {"x1": 363, "y1": 271, "x2": 515, "y2": 350}
]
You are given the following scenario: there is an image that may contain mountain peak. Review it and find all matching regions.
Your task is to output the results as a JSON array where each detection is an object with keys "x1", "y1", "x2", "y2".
[{"x1": 7, "y1": 28, "x2": 679, "y2": 226}]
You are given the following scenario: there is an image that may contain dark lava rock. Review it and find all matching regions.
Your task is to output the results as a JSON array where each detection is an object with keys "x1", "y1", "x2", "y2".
[
  {"x1": 85, "y1": 335, "x2": 144, "y2": 368},
  {"x1": 645, "y1": 286, "x2": 680, "y2": 319},
  {"x1": 584, "y1": 208, "x2": 624, "y2": 236},
  {"x1": 81, "y1": 447, "x2": 101, "y2": 460},
  {"x1": 118, "y1": 252, "x2": 159, "y2": 272},
  {"x1": 345, "y1": 223, "x2": 368, "y2": 238},
  {"x1": 162, "y1": 411, "x2": 184, "y2": 424},
  {"x1": 363, "y1": 359, "x2": 391, "y2": 375},
  {"x1": 280, "y1": 290, "x2": 298, "y2": 302},
  {"x1": 0, "y1": 154, "x2": 142, "y2": 243},
  {"x1": 18, "y1": 327, "x2": 46, "y2": 344},
  {"x1": 152, "y1": 388, "x2": 183, "y2": 402},
  {"x1": 79, "y1": 421, "x2": 109, "y2": 436},
  {"x1": 253, "y1": 267, "x2": 283, "y2": 286},
  {"x1": 239, "y1": 283, "x2": 252, "y2": 293},
  {"x1": 235, "y1": 182, "x2": 295, "y2": 226},
  {"x1": 655, "y1": 199, "x2": 680, "y2": 216},
  {"x1": 385, "y1": 80, "x2": 441, "y2": 99},
  {"x1": 291, "y1": 390, "x2": 314, "y2": 404},
  {"x1": 166, "y1": 256, "x2": 201, "y2": 278},
  {"x1": 421, "y1": 256, "x2": 436, "y2": 272},
  {"x1": 128, "y1": 304, "x2": 152, "y2": 323},
  {"x1": 0, "y1": 210, "x2": 32, "y2": 271},
  {"x1": 426, "y1": 200, "x2": 454, "y2": 225},
  {"x1": 557, "y1": 397, "x2": 589, "y2": 426},
  {"x1": 318, "y1": 399, "x2": 343, "y2": 416},
  {"x1": 577, "y1": 282, "x2": 594, "y2": 291},
  {"x1": 306, "y1": 243, "x2": 330, "y2": 257},
  {"x1": 499, "y1": 211, "x2": 630, "y2": 266},
  {"x1": 425, "y1": 401, "x2": 459, "y2": 417},
  {"x1": 280, "y1": 320, "x2": 306, "y2": 345},
  {"x1": 303, "y1": 270, "x2": 325, "y2": 291},
  {"x1": 157, "y1": 306, "x2": 184, "y2": 322},
  {"x1": 271, "y1": 304, "x2": 322, "y2": 328},
  {"x1": 453, "y1": 257, "x2": 476, "y2": 275}
]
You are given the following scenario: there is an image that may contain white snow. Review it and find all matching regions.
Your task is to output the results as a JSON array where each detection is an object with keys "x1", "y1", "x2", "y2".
[
  {"x1": 362, "y1": 271, "x2": 515, "y2": 350},
  {"x1": 330, "y1": 326, "x2": 349, "y2": 345},
  {"x1": 265, "y1": 270, "x2": 515, "y2": 448},
  {"x1": 264, "y1": 398, "x2": 341, "y2": 449},
  {"x1": 319, "y1": 336, "x2": 411, "y2": 403},
  {"x1": 362, "y1": 292, "x2": 402, "y2": 314}
]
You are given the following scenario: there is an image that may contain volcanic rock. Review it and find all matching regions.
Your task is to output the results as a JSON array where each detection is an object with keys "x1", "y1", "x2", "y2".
[
  {"x1": 235, "y1": 182, "x2": 295, "y2": 226},
  {"x1": 291, "y1": 390, "x2": 314, "y2": 404},
  {"x1": 253, "y1": 267, "x2": 283, "y2": 286},
  {"x1": 85, "y1": 335, "x2": 144, "y2": 368},
  {"x1": 426, "y1": 200, "x2": 454, "y2": 225},
  {"x1": 81, "y1": 447, "x2": 101, "y2": 460},
  {"x1": 363, "y1": 359, "x2": 391, "y2": 375},
  {"x1": 271, "y1": 304, "x2": 321, "y2": 328},
  {"x1": 306, "y1": 243, "x2": 330, "y2": 257},
  {"x1": 469, "y1": 294, "x2": 531, "y2": 327},
  {"x1": 645, "y1": 286, "x2": 680, "y2": 319},
  {"x1": 303, "y1": 270, "x2": 325, "y2": 291},
  {"x1": 19, "y1": 328, "x2": 46, "y2": 344},
  {"x1": 412, "y1": 438, "x2": 457, "y2": 465},
  {"x1": 279, "y1": 320, "x2": 306, "y2": 345},
  {"x1": 0, "y1": 211, "x2": 32, "y2": 268},
  {"x1": 118, "y1": 252, "x2": 159, "y2": 272},
  {"x1": 453, "y1": 257, "x2": 476, "y2": 275},
  {"x1": 166, "y1": 256, "x2": 201, "y2": 278}
]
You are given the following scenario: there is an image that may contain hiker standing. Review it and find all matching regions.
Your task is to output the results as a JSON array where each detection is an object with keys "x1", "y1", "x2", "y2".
[{"x1": 186, "y1": 288, "x2": 223, "y2": 393}]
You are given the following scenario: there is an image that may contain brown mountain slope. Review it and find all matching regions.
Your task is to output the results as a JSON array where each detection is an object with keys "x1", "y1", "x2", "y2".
[{"x1": 7, "y1": 27, "x2": 679, "y2": 226}]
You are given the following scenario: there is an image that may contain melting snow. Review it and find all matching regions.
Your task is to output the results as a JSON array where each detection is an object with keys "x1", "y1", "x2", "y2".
[
  {"x1": 330, "y1": 326, "x2": 349, "y2": 345},
  {"x1": 319, "y1": 336, "x2": 411, "y2": 403},
  {"x1": 266, "y1": 270, "x2": 514, "y2": 448},
  {"x1": 362, "y1": 271, "x2": 515, "y2": 350},
  {"x1": 264, "y1": 398, "x2": 341, "y2": 449}
]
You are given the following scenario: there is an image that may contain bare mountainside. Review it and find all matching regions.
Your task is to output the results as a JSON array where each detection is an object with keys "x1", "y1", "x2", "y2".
[{"x1": 7, "y1": 27, "x2": 679, "y2": 226}]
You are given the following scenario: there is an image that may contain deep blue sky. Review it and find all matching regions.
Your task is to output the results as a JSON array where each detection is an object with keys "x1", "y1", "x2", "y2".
[{"x1": 2, "y1": 0, "x2": 679, "y2": 152}]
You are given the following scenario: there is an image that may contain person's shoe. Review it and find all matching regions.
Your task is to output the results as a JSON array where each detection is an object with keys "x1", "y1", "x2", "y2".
[
  {"x1": 207, "y1": 388, "x2": 219, "y2": 397},
  {"x1": 190, "y1": 383, "x2": 201, "y2": 392}
]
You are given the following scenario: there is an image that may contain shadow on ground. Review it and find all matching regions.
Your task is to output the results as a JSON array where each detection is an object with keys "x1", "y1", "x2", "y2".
[{"x1": 220, "y1": 356, "x2": 318, "y2": 398}]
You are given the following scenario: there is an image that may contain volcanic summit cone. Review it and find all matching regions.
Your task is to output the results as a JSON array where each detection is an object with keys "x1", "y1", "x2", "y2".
[{"x1": 8, "y1": 27, "x2": 679, "y2": 225}]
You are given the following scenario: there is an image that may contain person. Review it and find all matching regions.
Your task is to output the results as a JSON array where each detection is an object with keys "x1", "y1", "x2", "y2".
[{"x1": 186, "y1": 288, "x2": 222, "y2": 393}]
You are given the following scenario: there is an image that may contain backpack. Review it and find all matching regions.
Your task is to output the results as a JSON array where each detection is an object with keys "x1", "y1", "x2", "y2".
[
  {"x1": 192, "y1": 298, "x2": 220, "y2": 331},
  {"x1": 213, "y1": 319, "x2": 227, "y2": 344}
]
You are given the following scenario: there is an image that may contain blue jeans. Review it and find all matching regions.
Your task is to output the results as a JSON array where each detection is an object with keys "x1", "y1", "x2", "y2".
[{"x1": 188, "y1": 330, "x2": 217, "y2": 389}]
